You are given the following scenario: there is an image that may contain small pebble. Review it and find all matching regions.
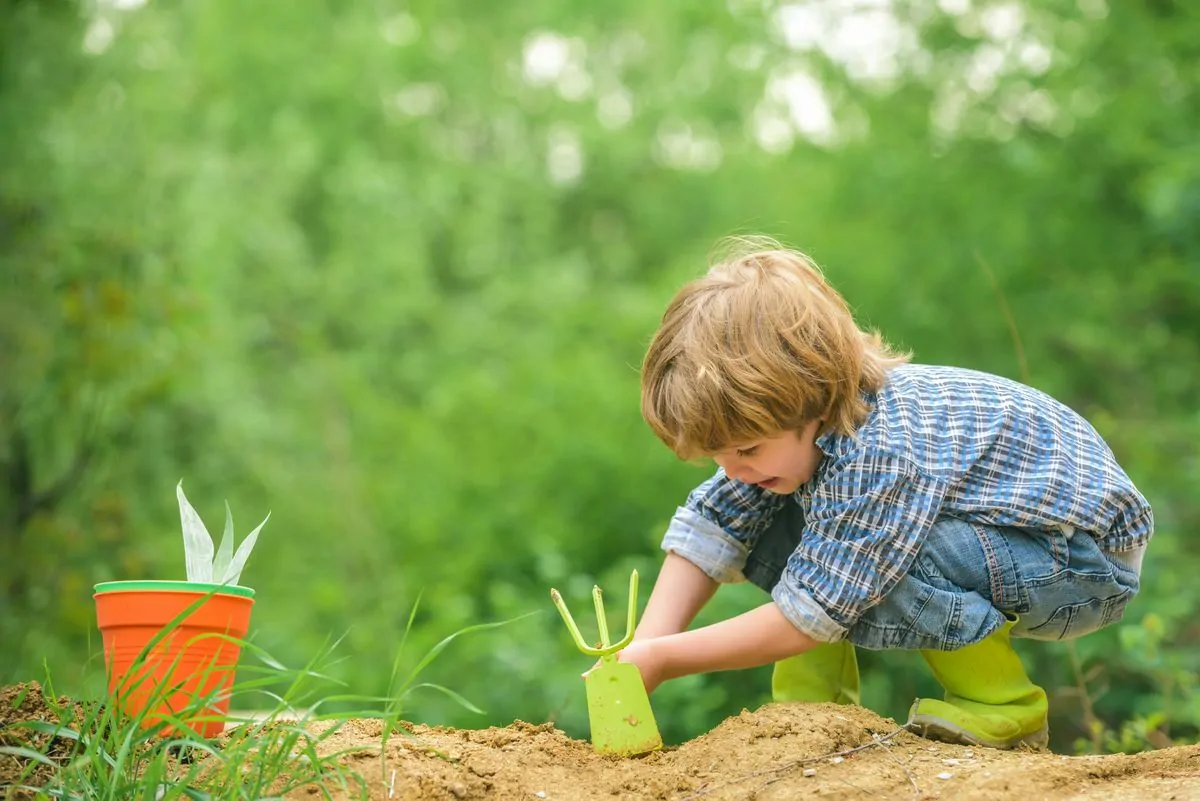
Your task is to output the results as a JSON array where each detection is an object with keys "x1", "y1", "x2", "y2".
[
  {"x1": 942, "y1": 758, "x2": 962, "y2": 765},
  {"x1": 535, "y1": 793, "x2": 547, "y2": 799},
  {"x1": 803, "y1": 769, "x2": 817, "y2": 778},
  {"x1": 963, "y1": 750, "x2": 975, "y2": 758},
  {"x1": 937, "y1": 772, "x2": 954, "y2": 780},
  {"x1": 830, "y1": 756, "x2": 844, "y2": 764}
]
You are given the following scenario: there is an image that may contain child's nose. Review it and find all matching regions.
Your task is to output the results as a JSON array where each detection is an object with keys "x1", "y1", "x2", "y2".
[{"x1": 717, "y1": 455, "x2": 754, "y2": 483}]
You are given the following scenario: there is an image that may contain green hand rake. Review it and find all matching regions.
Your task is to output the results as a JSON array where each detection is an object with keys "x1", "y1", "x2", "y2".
[{"x1": 550, "y1": 570, "x2": 663, "y2": 756}]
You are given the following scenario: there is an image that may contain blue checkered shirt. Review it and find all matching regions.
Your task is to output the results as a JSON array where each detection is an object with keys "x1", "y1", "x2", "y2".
[{"x1": 661, "y1": 364, "x2": 1154, "y2": 642}]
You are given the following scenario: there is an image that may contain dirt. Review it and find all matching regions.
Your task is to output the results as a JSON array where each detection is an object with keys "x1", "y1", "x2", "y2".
[
  {"x1": 4, "y1": 682, "x2": 1199, "y2": 800},
  {"x1": 0, "y1": 683, "x2": 88, "y2": 795},
  {"x1": 306, "y1": 703, "x2": 1200, "y2": 801}
]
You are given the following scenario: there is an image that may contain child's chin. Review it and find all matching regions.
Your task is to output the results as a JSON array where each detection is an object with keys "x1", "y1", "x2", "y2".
[{"x1": 764, "y1": 479, "x2": 801, "y2": 495}]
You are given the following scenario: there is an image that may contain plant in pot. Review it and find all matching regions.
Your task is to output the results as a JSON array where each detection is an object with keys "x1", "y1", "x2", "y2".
[{"x1": 93, "y1": 482, "x2": 270, "y2": 739}]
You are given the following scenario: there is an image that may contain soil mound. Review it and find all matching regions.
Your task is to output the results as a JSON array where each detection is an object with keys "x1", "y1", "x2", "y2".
[
  {"x1": 4, "y1": 683, "x2": 1198, "y2": 800},
  {"x1": 311, "y1": 702, "x2": 1200, "y2": 800}
]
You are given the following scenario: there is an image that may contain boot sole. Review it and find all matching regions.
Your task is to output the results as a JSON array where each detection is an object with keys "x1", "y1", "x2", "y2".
[{"x1": 906, "y1": 712, "x2": 1050, "y2": 751}]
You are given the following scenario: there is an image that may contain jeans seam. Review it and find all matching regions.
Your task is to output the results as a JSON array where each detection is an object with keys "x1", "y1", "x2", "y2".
[
  {"x1": 1054, "y1": 529, "x2": 1068, "y2": 570},
  {"x1": 971, "y1": 523, "x2": 1007, "y2": 609}
]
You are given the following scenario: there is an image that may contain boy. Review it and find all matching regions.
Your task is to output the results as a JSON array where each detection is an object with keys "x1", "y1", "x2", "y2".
[{"x1": 617, "y1": 238, "x2": 1152, "y2": 750}]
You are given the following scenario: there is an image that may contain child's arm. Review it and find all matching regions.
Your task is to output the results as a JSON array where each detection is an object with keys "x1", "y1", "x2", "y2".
[
  {"x1": 620, "y1": 602, "x2": 816, "y2": 693},
  {"x1": 634, "y1": 553, "x2": 719, "y2": 640}
]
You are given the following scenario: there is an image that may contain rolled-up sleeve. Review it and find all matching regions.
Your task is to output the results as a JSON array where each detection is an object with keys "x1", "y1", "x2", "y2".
[
  {"x1": 773, "y1": 448, "x2": 948, "y2": 637},
  {"x1": 661, "y1": 469, "x2": 786, "y2": 584},
  {"x1": 661, "y1": 506, "x2": 750, "y2": 583},
  {"x1": 771, "y1": 585, "x2": 849, "y2": 642}
]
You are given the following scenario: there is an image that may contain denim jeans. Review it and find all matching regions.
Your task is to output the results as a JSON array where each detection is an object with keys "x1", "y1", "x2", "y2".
[{"x1": 744, "y1": 502, "x2": 1142, "y2": 651}]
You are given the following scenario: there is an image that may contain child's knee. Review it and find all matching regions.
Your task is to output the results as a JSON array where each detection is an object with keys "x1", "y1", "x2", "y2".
[{"x1": 849, "y1": 574, "x2": 1005, "y2": 651}]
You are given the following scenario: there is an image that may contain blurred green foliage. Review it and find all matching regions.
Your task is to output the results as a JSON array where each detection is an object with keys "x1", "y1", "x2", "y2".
[{"x1": 2, "y1": 0, "x2": 1197, "y2": 753}]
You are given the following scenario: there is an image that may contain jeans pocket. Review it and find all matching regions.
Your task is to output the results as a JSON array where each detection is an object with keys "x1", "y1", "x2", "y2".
[
  {"x1": 1106, "y1": 553, "x2": 1142, "y2": 596},
  {"x1": 1023, "y1": 587, "x2": 1135, "y2": 641}
]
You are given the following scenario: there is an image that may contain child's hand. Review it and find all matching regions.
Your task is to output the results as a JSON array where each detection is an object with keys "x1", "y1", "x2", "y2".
[
  {"x1": 581, "y1": 642, "x2": 665, "y2": 693},
  {"x1": 615, "y1": 640, "x2": 666, "y2": 694}
]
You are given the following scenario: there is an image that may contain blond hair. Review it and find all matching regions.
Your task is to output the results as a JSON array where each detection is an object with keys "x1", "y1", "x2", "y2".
[{"x1": 640, "y1": 237, "x2": 909, "y2": 458}]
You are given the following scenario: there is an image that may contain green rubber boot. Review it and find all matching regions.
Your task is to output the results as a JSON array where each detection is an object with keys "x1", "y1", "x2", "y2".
[
  {"x1": 772, "y1": 641, "x2": 860, "y2": 705},
  {"x1": 906, "y1": 620, "x2": 1049, "y2": 750}
]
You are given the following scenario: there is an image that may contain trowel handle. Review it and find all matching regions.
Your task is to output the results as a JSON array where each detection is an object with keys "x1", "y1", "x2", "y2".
[{"x1": 550, "y1": 570, "x2": 640, "y2": 657}]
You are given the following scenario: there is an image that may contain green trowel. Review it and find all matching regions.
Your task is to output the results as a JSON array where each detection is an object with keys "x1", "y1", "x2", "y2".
[{"x1": 550, "y1": 570, "x2": 663, "y2": 757}]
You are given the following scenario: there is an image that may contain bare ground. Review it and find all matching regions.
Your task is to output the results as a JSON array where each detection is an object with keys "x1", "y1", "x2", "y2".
[
  {"x1": 4, "y1": 683, "x2": 1199, "y2": 800},
  {"x1": 308, "y1": 703, "x2": 1200, "y2": 801}
]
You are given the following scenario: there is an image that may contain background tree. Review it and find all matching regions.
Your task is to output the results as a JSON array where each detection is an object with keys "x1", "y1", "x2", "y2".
[{"x1": 2, "y1": 0, "x2": 1196, "y2": 752}]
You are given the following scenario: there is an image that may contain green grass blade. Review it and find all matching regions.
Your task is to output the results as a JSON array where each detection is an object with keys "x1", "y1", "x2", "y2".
[
  {"x1": 385, "y1": 592, "x2": 425, "y2": 707},
  {"x1": 9, "y1": 785, "x2": 83, "y2": 800},
  {"x1": 0, "y1": 745, "x2": 58, "y2": 766},
  {"x1": 8, "y1": 683, "x2": 30, "y2": 709},
  {"x1": 399, "y1": 613, "x2": 535, "y2": 692},
  {"x1": 17, "y1": 721, "x2": 80, "y2": 739},
  {"x1": 400, "y1": 682, "x2": 485, "y2": 714}
]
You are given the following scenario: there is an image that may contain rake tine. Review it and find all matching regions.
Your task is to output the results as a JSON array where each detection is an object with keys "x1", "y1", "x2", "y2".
[
  {"x1": 549, "y1": 588, "x2": 602, "y2": 656},
  {"x1": 593, "y1": 585, "x2": 611, "y2": 649},
  {"x1": 549, "y1": 570, "x2": 641, "y2": 657},
  {"x1": 619, "y1": 569, "x2": 638, "y2": 650}
]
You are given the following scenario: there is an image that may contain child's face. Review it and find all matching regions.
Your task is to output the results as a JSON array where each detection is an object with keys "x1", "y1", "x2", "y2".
[{"x1": 713, "y1": 420, "x2": 823, "y2": 495}]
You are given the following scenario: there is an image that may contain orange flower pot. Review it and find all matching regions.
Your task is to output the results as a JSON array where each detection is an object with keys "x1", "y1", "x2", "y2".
[{"x1": 93, "y1": 580, "x2": 255, "y2": 739}]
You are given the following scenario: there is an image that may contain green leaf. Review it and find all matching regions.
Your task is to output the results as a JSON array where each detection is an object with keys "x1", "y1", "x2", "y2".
[
  {"x1": 177, "y1": 481, "x2": 213, "y2": 582},
  {"x1": 213, "y1": 500, "x2": 235, "y2": 583},
  {"x1": 221, "y1": 510, "x2": 270, "y2": 584}
]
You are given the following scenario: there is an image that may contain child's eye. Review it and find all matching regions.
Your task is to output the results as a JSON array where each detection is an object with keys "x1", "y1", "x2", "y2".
[{"x1": 736, "y1": 446, "x2": 758, "y2": 458}]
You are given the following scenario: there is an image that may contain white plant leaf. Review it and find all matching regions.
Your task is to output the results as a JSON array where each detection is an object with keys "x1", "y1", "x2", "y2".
[
  {"x1": 213, "y1": 501, "x2": 235, "y2": 584},
  {"x1": 177, "y1": 481, "x2": 213, "y2": 582},
  {"x1": 221, "y1": 511, "x2": 270, "y2": 585}
]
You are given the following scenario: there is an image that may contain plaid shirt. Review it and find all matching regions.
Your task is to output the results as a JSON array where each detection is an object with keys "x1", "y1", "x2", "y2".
[{"x1": 661, "y1": 364, "x2": 1154, "y2": 641}]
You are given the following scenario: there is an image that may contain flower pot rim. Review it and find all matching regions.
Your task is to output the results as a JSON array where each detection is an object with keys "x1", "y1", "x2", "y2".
[{"x1": 93, "y1": 580, "x2": 256, "y2": 599}]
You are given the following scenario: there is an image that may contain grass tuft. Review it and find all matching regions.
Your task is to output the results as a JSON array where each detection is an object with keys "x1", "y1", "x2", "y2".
[{"x1": 1, "y1": 602, "x2": 528, "y2": 800}]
